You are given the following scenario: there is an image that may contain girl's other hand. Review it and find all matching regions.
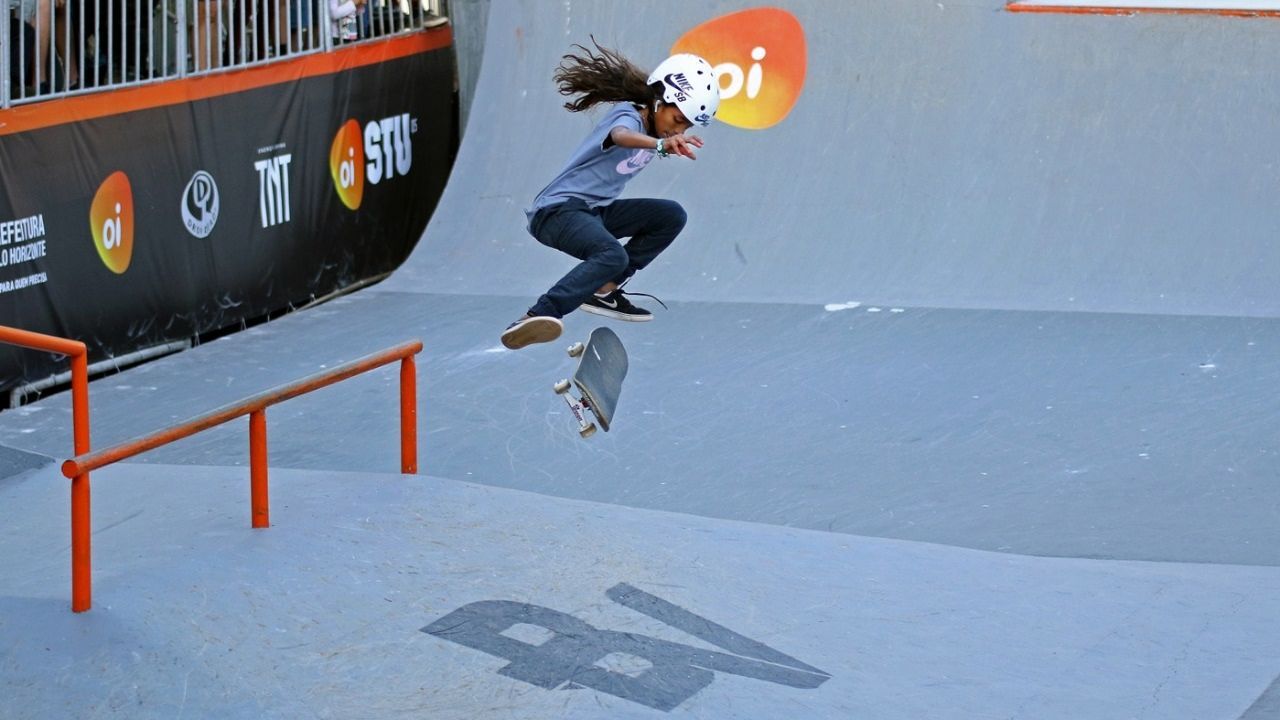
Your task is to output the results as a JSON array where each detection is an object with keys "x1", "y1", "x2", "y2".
[{"x1": 666, "y1": 134, "x2": 704, "y2": 160}]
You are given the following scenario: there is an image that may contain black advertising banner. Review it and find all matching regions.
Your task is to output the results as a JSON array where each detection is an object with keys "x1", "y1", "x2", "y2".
[{"x1": 0, "y1": 33, "x2": 456, "y2": 396}]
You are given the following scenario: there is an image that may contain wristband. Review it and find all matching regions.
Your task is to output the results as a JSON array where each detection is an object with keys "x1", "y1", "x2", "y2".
[{"x1": 656, "y1": 138, "x2": 669, "y2": 158}]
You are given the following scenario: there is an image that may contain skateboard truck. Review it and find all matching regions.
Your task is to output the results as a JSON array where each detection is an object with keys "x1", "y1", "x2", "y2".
[{"x1": 554, "y1": 341, "x2": 597, "y2": 438}]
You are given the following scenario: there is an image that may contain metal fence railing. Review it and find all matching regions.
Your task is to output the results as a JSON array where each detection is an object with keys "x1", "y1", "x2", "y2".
[{"x1": 3, "y1": 0, "x2": 448, "y2": 108}]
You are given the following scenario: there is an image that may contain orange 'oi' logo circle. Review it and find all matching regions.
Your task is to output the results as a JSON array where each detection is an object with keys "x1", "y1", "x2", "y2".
[
  {"x1": 330, "y1": 119, "x2": 365, "y2": 210},
  {"x1": 672, "y1": 7, "x2": 807, "y2": 130},
  {"x1": 89, "y1": 171, "x2": 135, "y2": 274}
]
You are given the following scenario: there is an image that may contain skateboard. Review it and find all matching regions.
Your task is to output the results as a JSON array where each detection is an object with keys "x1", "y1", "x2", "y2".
[{"x1": 554, "y1": 327, "x2": 628, "y2": 438}]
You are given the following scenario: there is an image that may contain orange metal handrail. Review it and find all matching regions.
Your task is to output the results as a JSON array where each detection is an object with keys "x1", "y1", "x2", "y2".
[
  {"x1": 0, "y1": 326, "x2": 92, "y2": 611},
  {"x1": 57, "y1": 339, "x2": 423, "y2": 613}
]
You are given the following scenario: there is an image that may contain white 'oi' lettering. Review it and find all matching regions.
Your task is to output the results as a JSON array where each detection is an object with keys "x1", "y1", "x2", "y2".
[
  {"x1": 103, "y1": 203, "x2": 123, "y2": 249},
  {"x1": 340, "y1": 147, "x2": 356, "y2": 189},
  {"x1": 715, "y1": 47, "x2": 767, "y2": 101}
]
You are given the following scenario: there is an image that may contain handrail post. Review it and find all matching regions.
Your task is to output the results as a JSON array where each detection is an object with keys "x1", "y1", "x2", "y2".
[
  {"x1": 400, "y1": 356, "x2": 417, "y2": 474},
  {"x1": 69, "y1": 351, "x2": 92, "y2": 612},
  {"x1": 0, "y1": 327, "x2": 93, "y2": 611},
  {"x1": 250, "y1": 409, "x2": 269, "y2": 528}
]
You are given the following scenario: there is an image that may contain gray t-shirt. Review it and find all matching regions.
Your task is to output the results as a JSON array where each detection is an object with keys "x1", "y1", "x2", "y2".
[{"x1": 526, "y1": 104, "x2": 656, "y2": 227}]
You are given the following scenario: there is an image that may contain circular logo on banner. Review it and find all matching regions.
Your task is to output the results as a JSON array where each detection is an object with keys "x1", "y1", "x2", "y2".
[
  {"x1": 330, "y1": 119, "x2": 365, "y2": 210},
  {"x1": 90, "y1": 171, "x2": 135, "y2": 274},
  {"x1": 672, "y1": 8, "x2": 807, "y2": 130},
  {"x1": 181, "y1": 170, "x2": 220, "y2": 238}
]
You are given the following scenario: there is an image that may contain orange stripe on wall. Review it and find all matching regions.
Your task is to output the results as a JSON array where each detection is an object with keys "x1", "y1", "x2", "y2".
[
  {"x1": 1006, "y1": 3, "x2": 1280, "y2": 16},
  {"x1": 0, "y1": 28, "x2": 452, "y2": 137}
]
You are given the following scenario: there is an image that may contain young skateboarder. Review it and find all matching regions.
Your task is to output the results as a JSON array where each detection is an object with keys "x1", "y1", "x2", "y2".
[{"x1": 501, "y1": 40, "x2": 720, "y2": 350}]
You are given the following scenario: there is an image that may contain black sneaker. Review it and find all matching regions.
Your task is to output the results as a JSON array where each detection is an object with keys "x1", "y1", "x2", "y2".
[
  {"x1": 501, "y1": 314, "x2": 563, "y2": 349},
  {"x1": 579, "y1": 289, "x2": 665, "y2": 322}
]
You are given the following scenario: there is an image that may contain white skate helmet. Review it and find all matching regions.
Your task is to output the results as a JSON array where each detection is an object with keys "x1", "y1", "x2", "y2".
[{"x1": 647, "y1": 53, "x2": 720, "y2": 127}]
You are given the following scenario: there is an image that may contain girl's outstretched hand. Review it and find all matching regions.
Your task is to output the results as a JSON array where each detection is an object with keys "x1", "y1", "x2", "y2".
[{"x1": 666, "y1": 134, "x2": 704, "y2": 160}]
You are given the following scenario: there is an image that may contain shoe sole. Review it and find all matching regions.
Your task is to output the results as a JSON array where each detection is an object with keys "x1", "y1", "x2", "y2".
[
  {"x1": 579, "y1": 304, "x2": 653, "y2": 322},
  {"x1": 501, "y1": 317, "x2": 563, "y2": 349}
]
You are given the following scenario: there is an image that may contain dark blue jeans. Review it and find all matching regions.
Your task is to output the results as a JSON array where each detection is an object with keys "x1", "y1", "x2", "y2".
[{"x1": 527, "y1": 198, "x2": 687, "y2": 318}]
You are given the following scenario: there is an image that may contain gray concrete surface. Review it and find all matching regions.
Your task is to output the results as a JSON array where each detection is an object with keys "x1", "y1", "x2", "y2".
[
  {"x1": 3, "y1": 291, "x2": 1278, "y2": 566},
  {"x1": 3, "y1": 463, "x2": 1279, "y2": 719}
]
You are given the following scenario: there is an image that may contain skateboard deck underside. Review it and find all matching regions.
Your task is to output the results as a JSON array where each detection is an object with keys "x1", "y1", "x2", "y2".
[{"x1": 572, "y1": 328, "x2": 628, "y2": 431}]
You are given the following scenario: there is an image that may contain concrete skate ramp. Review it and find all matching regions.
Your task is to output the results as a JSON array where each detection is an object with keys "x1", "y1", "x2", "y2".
[
  {"x1": 383, "y1": 0, "x2": 1280, "y2": 317},
  {"x1": 0, "y1": 442, "x2": 49, "y2": 481}
]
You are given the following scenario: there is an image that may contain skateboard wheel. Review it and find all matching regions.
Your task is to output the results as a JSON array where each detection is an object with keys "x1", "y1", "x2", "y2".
[
  {"x1": 567, "y1": 342, "x2": 585, "y2": 358},
  {"x1": 553, "y1": 379, "x2": 571, "y2": 395},
  {"x1": 580, "y1": 423, "x2": 597, "y2": 438}
]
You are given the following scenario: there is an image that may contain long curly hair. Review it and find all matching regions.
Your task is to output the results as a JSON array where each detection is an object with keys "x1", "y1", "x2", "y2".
[{"x1": 553, "y1": 37, "x2": 659, "y2": 122}]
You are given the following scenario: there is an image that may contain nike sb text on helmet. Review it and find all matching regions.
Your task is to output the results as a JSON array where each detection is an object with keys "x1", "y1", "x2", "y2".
[{"x1": 648, "y1": 54, "x2": 720, "y2": 127}]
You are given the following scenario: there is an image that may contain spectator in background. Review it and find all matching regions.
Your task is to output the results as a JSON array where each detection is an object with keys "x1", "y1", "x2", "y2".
[
  {"x1": 97, "y1": 0, "x2": 156, "y2": 83},
  {"x1": 250, "y1": 0, "x2": 287, "y2": 59},
  {"x1": 51, "y1": 0, "x2": 145, "y2": 86},
  {"x1": 7, "y1": 0, "x2": 39, "y2": 93},
  {"x1": 10, "y1": 0, "x2": 78, "y2": 92},
  {"x1": 47, "y1": 0, "x2": 80, "y2": 90},
  {"x1": 188, "y1": 0, "x2": 226, "y2": 71},
  {"x1": 287, "y1": 0, "x2": 314, "y2": 53},
  {"x1": 328, "y1": 0, "x2": 361, "y2": 43}
]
